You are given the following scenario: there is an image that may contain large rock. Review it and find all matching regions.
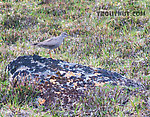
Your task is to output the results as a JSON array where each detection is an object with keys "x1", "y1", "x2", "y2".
[{"x1": 6, "y1": 55, "x2": 143, "y2": 106}]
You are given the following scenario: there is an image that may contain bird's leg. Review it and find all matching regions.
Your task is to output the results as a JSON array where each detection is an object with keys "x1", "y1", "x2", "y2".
[
  {"x1": 49, "y1": 50, "x2": 52, "y2": 58},
  {"x1": 55, "y1": 48, "x2": 57, "y2": 55}
]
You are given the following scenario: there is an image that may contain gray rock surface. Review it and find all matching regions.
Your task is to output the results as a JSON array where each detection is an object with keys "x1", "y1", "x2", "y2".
[{"x1": 6, "y1": 55, "x2": 143, "y2": 106}]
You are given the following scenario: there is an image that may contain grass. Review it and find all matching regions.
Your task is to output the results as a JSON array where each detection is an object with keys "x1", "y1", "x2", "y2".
[{"x1": 0, "y1": 0, "x2": 149, "y2": 116}]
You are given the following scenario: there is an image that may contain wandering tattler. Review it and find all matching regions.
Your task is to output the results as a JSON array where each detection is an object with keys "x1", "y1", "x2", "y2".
[{"x1": 33, "y1": 32, "x2": 69, "y2": 58}]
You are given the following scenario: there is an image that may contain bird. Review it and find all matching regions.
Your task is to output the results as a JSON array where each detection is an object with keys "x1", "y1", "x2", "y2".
[{"x1": 32, "y1": 32, "x2": 69, "y2": 58}]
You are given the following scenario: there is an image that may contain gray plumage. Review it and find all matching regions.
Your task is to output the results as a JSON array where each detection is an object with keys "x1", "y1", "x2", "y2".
[{"x1": 33, "y1": 32, "x2": 69, "y2": 50}]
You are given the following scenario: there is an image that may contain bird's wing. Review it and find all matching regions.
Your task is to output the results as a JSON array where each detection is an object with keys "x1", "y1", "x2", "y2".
[{"x1": 37, "y1": 37, "x2": 58, "y2": 46}]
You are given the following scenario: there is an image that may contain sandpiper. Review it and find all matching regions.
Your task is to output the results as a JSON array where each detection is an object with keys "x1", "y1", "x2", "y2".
[{"x1": 33, "y1": 32, "x2": 69, "y2": 58}]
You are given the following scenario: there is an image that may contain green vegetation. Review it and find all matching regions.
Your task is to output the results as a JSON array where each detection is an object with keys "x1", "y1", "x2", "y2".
[{"x1": 0, "y1": 0, "x2": 149, "y2": 116}]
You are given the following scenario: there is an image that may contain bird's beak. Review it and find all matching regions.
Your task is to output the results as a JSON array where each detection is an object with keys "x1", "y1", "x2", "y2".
[{"x1": 65, "y1": 35, "x2": 71, "y2": 38}]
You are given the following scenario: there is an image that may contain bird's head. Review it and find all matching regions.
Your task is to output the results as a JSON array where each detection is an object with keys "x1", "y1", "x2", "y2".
[{"x1": 61, "y1": 32, "x2": 69, "y2": 38}]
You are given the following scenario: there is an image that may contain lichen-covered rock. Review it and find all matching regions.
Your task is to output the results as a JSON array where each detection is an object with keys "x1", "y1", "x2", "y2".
[{"x1": 6, "y1": 55, "x2": 143, "y2": 106}]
